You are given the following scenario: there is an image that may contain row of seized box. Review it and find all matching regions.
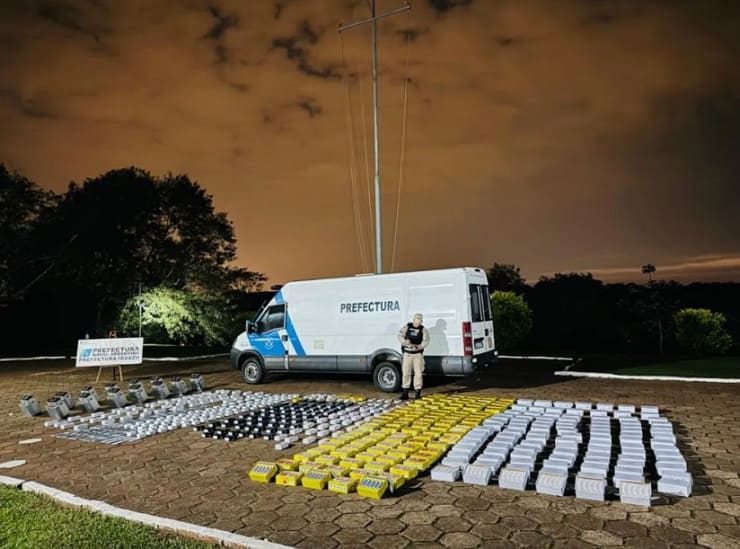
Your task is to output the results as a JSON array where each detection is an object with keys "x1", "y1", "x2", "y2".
[
  {"x1": 20, "y1": 374, "x2": 207, "y2": 420},
  {"x1": 249, "y1": 394, "x2": 514, "y2": 499}
]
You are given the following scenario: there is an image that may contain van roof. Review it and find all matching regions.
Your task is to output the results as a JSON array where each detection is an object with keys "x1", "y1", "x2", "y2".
[{"x1": 281, "y1": 267, "x2": 487, "y2": 286}]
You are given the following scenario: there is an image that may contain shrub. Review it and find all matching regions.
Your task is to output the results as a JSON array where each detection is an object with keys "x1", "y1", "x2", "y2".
[
  {"x1": 673, "y1": 308, "x2": 733, "y2": 355},
  {"x1": 491, "y1": 291, "x2": 533, "y2": 351}
]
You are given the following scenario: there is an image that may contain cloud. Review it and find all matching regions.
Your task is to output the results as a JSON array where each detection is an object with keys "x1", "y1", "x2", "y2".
[
  {"x1": 204, "y1": 5, "x2": 238, "y2": 40},
  {"x1": 0, "y1": 0, "x2": 738, "y2": 284},
  {"x1": 36, "y1": 0, "x2": 110, "y2": 43},
  {"x1": 272, "y1": 20, "x2": 341, "y2": 79},
  {"x1": 397, "y1": 27, "x2": 429, "y2": 42},
  {"x1": 584, "y1": 255, "x2": 740, "y2": 282},
  {"x1": 297, "y1": 97, "x2": 322, "y2": 117},
  {"x1": 427, "y1": 0, "x2": 473, "y2": 14}
]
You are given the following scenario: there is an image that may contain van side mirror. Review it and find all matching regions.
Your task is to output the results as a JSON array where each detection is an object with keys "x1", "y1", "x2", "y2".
[{"x1": 246, "y1": 320, "x2": 255, "y2": 334}]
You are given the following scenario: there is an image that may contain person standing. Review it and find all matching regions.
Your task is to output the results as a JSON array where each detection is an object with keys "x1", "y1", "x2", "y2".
[{"x1": 398, "y1": 313, "x2": 429, "y2": 400}]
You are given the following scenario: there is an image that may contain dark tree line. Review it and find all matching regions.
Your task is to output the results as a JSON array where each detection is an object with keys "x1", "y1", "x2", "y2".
[
  {"x1": 486, "y1": 264, "x2": 739, "y2": 354},
  {"x1": 0, "y1": 164, "x2": 265, "y2": 353}
]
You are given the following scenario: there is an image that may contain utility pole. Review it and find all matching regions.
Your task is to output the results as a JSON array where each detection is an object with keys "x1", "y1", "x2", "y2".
[
  {"x1": 138, "y1": 283, "x2": 143, "y2": 337},
  {"x1": 339, "y1": 1, "x2": 411, "y2": 274}
]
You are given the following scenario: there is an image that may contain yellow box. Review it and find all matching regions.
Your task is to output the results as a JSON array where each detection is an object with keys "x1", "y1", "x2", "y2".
[
  {"x1": 403, "y1": 457, "x2": 430, "y2": 471},
  {"x1": 344, "y1": 442, "x2": 368, "y2": 453},
  {"x1": 340, "y1": 457, "x2": 366, "y2": 470},
  {"x1": 349, "y1": 468, "x2": 373, "y2": 481},
  {"x1": 377, "y1": 439, "x2": 399, "y2": 450},
  {"x1": 365, "y1": 460, "x2": 391, "y2": 474},
  {"x1": 408, "y1": 436, "x2": 432, "y2": 445},
  {"x1": 319, "y1": 441, "x2": 341, "y2": 452},
  {"x1": 278, "y1": 459, "x2": 298, "y2": 471},
  {"x1": 293, "y1": 452, "x2": 311, "y2": 464},
  {"x1": 315, "y1": 455, "x2": 339, "y2": 466},
  {"x1": 356, "y1": 476, "x2": 389, "y2": 499},
  {"x1": 386, "y1": 449, "x2": 410, "y2": 461},
  {"x1": 366, "y1": 446, "x2": 386, "y2": 457},
  {"x1": 326, "y1": 464, "x2": 350, "y2": 478},
  {"x1": 248, "y1": 462, "x2": 278, "y2": 483},
  {"x1": 355, "y1": 451, "x2": 377, "y2": 463},
  {"x1": 426, "y1": 442, "x2": 450, "y2": 452},
  {"x1": 401, "y1": 428, "x2": 420, "y2": 436},
  {"x1": 306, "y1": 447, "x2": 325, "y2": 458},
  {"x1": 275, "y1": 471, "x2": 303, "y2": 487},
  {"x1": 298, "y1": 461, "x2": 324, "y2": 473},
  {"x1": 390, "y1": 463, "x2": 419, "y2": 480},
  {"x1": 301, "y1": 470, "x2": 332, "y2": 490},
  {"x1": 376, "y1": 454, "x2": 402, "y2": 466},
  {"x1": 417, "y1": 449, "x2": 441, "y2": 459},
  {"x1": 382, "y1": 473, "x2": 405, "y2": 493},
  {"x1": 328, "y1": 476, "x2": 357, "y2": 495},
  {"x1": 331, "y1": 448, "x2": 357, "y2": 459},
  {"x1": 438, "y1": 434, "x2": 461, "y2": 444}
]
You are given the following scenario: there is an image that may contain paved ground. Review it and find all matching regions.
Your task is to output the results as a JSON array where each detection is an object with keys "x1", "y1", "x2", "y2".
[{"x1": 1, "y1": 359, "x2": 739, "y2": 549}]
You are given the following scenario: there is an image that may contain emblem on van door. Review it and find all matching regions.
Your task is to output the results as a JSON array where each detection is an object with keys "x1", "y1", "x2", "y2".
[{"x1": 264, "y1": 339, "x2": 274, "y2": 349}]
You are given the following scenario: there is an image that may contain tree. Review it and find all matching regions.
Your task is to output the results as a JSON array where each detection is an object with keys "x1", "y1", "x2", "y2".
[
  {"x1": 486, "y1": 263, "x2": 527, "y2": 293},
  {"x1": 641, "y1": 264, "x2": 656, "y2": 283},
  {"x1": 117, "y1": 287, "x2": 236, "y2": 346},
  {"x1": 616, "y1": 281, "x2": 681, "y2": 354},
  {"x1": 0, "y1": 164, "x2": 58, "y2": 305},
  {"x1": 45, "y1": 167, "x2": 264, "y2": 330},
  {"x1": 673, "y1": 308, "x2": 733, "y2": 355},
  {"x1": 491, "y1": 291, "x2": 533, "y2": 351}
]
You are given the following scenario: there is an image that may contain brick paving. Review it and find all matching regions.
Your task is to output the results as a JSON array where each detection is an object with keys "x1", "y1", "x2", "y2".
[{"x1": 1, "y1": 359, "x2": 739, "y2": 548}]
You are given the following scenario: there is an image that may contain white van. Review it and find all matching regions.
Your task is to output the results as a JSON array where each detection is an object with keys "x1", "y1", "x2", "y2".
[{"x1": 230, "y1": 267, "x2": 497, "y2": 392}]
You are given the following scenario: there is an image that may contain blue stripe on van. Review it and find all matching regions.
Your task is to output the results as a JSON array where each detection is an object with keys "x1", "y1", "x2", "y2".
[{"x1": 275, "y1": 291, "x2": 306, "y2": 356}]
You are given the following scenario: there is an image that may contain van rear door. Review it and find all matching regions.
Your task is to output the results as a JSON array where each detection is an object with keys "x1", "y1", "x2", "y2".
[{"x1": 468, "y1": 283, "x2": 495, "y2": 355}]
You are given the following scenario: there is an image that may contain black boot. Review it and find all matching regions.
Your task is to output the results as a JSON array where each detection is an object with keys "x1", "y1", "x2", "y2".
[
  {"x1": 415, "y1": 389, "x2": 422, "y2": 399},
  {"x1": 400, "y1": 389, "x2": 409, "y2": 401}
]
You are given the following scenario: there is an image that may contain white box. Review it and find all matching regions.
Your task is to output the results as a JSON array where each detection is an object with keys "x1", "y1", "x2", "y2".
[
  {"x1": 497, "y1": 466, "x2": 530, "y2": 491},
  {"x1": 432, "y1": 465, "x2": 461, "y2": 482},
  {"x1": 463, "y1": 464, "x2": 492, "y2": 486},
  {"x1": 620, "y1": 480, "x2": 652, "y2": 506},
  {"x1": 536, "y1": 470, "x2": 568, "y2": 496},
  {"x1": 657, "y1": 473, "x2": 692, "y2": 497},
  {"x1": 575, "y1": 474, "x2": 606, "y2": 501},
  {"x1": 580, "y1": 462, "x2": 609, "y2": 477}
]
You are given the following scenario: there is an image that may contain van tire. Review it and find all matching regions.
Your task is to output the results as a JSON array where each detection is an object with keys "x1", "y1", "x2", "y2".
[
  {"x1": 241, "y1": 357, "x2": 264, "y2": 384},
  {"x1": 373, "y1": 362, "x2": 401, "y2": 393}
]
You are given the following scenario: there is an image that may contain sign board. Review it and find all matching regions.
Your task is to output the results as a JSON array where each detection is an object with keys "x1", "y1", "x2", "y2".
[{"x1": 75, "y1": 338, "x2": 144, "y2": 367}]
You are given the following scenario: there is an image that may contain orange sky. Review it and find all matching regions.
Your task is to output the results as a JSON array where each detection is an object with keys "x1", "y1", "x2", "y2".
[{"x1": 1, "y1": 0, "x2": 739, "y2": 285}]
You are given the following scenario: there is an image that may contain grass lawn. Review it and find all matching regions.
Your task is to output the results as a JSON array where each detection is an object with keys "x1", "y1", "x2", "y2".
[
  {"x1": 0, "y1": 486, "x2": 210, "y2": 549},
  {"x1": 612, "y1": 356, "x2": 740, "y2": 378}
]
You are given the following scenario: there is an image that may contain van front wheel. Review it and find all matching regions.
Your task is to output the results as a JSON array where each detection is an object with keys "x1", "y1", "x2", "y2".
[
  {"x1": 241, "y1": 357, "x2": 264, "y2": 384},
  {"x1": 373, "y1": 362, "x2": 401, "y2": 393}
]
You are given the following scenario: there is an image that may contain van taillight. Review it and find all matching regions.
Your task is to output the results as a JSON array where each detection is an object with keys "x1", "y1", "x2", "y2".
[{"x1": 462, "y1": 321, "x2": 472, "y2": 357}]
